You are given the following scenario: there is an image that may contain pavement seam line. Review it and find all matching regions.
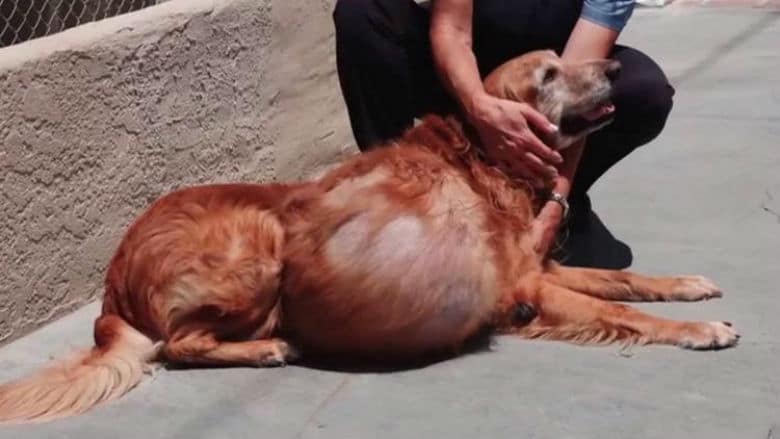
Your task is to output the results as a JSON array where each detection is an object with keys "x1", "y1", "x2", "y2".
[{"x1": 293, "y1": 375, "x2": 352, "y2": 439}]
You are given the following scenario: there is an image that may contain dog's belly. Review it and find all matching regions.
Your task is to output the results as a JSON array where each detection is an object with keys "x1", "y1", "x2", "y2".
[{"x1": 282, "y1": 169, "x2": 500, "y2": 357}]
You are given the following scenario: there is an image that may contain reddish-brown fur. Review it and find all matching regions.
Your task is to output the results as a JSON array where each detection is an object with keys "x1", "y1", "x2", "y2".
[{"x1": 0, "y1": 51, "x2": 737, "y2": 424}]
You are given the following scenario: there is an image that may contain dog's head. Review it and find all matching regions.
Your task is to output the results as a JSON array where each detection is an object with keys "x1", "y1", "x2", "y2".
[{"x1": 483, "y1": 50, "x2": 620, "y2": 150}]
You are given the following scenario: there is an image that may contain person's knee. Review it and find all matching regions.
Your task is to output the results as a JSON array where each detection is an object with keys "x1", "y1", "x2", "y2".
[
  {"x1": 642, "y1": 80, "x2": 674, "y2": 146},
  {"x1": 642, "y1": 76, "x2": 675, "y2": 142},
  {"x1": 333, "y1": 0, "x2": 373, "y2": 37},
  {"x1": 608, "y1": 46, "x2": 676, "y2": 147},
  {"x1": 618, "y1": 74, "x2": 675, "y2": 147}
]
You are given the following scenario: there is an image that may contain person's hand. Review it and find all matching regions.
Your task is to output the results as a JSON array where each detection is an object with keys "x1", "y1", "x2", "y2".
[
  {"x1": 531, "y1": 176, "x2": 568, "y2": 256},
  {"x1": 468, "y1": 93, "x2": 563, "y2": 188}
]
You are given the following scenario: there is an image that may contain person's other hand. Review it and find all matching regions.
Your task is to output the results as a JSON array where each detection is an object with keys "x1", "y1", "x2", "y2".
[
  {"x1": 530, "y1": 176, "x2": 568, "y2": 256},
  {"x1": 468, "y1": 93, "x2": 563, "y2": 188}
]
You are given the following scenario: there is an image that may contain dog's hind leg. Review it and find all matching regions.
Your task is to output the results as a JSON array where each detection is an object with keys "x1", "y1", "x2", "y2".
[
  {"x1": 511, "y1": 280, "x2": 738, "y2": 350},
  {"x1": 163, "y1": 332, "x2": 298, "y2": 367},
  {"x1": 542, "y1": 263, "x2": 722, "y2": 302},
  {"x1": 158, "y1": 207, "x2": 300, "y2": 367}
]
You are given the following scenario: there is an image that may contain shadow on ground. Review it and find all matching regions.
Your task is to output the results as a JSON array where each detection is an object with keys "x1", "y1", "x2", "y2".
[
  {"x1": 294, "y1": 331, "x2": 496, "y2": 374},
  {"x1": 161, "y1": 331, "x2": 496, "y2": 374}
]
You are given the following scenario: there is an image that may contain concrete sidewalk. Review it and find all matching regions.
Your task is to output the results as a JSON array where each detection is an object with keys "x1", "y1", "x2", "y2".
[{"x1": 1, "y1": 7, "x2": 779, "y2": 439}]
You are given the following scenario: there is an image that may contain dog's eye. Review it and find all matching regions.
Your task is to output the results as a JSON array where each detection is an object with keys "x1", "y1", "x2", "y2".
[{"x1": 542, "y1": 67, "x2": 558, "y2": 84}]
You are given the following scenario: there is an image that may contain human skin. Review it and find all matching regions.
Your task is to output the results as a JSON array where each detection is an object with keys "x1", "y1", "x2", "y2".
[{"x1": 429, "y1": 0, "x2": 620, "y2": 253}]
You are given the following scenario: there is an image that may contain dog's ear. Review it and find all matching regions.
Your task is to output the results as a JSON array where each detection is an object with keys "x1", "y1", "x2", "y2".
[
  {"x1": 483, "y1": 63, "x2": 516, "y2": 101},
  {"x1": 483, "y1": 57, "x2": 539, "y2": 104},
  {"x1": 483, "y1": 50, "x2": 559, "y2": 104}
]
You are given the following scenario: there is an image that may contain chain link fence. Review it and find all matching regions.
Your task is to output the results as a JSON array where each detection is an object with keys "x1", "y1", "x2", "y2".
[{"x1": 1, "y1": 0, "x2": 162, "y2": 48}]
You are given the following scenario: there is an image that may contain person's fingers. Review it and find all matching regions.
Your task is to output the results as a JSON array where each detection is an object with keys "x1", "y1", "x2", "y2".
[
  {"x1": 550, "y1": 175, "x2": 568, "y2": 193},
  {"x1": 517, "y1": 130, "x2": 563, "y2": 165},
  {"x1": 506, "y1": 160, "x2": 534, "y2": 180},
  {"x1": 522, "y1": 152, "x2": 559, "y2": 180},
  {"x1": 518, "y1": 103, "x2": 559, "y2": 136}
]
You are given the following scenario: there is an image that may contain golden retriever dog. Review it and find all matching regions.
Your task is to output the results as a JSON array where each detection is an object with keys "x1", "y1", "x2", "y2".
[{"x1": 0, "y1": 50, "x2": 738, "y2": 424}]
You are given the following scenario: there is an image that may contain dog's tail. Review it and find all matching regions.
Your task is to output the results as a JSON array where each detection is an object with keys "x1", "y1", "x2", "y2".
[{"x1": 0, "y1": 314, "x2": 159, "y2": 424}]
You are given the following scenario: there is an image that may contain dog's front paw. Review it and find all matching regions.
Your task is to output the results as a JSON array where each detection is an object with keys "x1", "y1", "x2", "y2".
[
  {"x1": 256, "y1": 340, "x2": 301, "y2": 367},
  {"x1": 678, "y1": 321, "x2": 740, "y2": 350},
  {"x1": 670, "y1": 275, "x2": 722, "y2": 301}
]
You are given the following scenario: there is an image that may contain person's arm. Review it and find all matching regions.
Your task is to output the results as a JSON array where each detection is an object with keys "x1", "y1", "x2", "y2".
[
  {"x1": 534, "y1": 2, "x2": 634, "y2": 255},
  {"x1": 557, "y1": 0, "x2": 634, "y2": 193},
  {"x1": 430, "y1": 0, "x2": 563, "y2": 187},
  {"x1": 554, "y1": 19, "x2": 621, "y2": 199},
  {"x1": 428, "y1": 0, "x2": 483, "y2": 117}
]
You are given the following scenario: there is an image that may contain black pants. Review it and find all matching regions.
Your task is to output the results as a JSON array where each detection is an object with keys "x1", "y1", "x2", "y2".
[{"x1": 333, "y1": 0, "x2": 675, "y2": 224}]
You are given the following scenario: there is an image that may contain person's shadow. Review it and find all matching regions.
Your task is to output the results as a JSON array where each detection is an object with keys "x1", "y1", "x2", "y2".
[{"x1": 552, "y1": 211, "x2": 634, "y2": 269}]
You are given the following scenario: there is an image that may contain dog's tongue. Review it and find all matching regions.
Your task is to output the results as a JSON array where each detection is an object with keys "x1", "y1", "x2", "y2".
[{"x1": 583, "y1": 103, "x2": 615, "y2": 121}]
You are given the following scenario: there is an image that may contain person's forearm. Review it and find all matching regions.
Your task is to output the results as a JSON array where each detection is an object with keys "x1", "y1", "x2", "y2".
[
  {"x1": 562, "y1": 18, "x2": 619, "y2": 61},
  {"x1": 555, "y1": 141, "x2": 584, "y2": 196},
  {"x1": 557, "y1": 18, "x2": 620, "y2": 196},
  {"x1": 429, "y1": 2, "x2": 485, "y2": 119}
]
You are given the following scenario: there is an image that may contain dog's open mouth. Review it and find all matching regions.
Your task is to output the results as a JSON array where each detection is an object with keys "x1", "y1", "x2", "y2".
[
  {"x1": 581, "y1": 102, "x2": 615, "y2": 122},
  {"x1": 559, "y1": 100, "x2": 615, "y2": 135}
]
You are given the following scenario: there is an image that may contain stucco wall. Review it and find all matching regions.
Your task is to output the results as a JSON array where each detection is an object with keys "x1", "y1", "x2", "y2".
[{"x1": 0, "y1": 0, "x2": 354, "y2": 344}]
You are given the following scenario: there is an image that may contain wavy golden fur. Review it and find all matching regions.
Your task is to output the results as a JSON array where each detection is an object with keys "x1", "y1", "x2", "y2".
[{"x1": 0, "y1": 51, "x2": 738, "y2": 424}]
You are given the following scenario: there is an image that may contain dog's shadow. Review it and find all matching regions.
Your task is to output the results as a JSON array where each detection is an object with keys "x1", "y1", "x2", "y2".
[
  {"x1": 555, "y1": 211, "x2": 634, "y2": 269},
  {"x1": 298, "y1": 331, "x2": 496, "y2": 374},
  {"x1": 161, "y1": 332, "x2": 496, "y2": 374}
]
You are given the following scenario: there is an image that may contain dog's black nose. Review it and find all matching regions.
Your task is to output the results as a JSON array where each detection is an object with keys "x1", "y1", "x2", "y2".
[
  {"x1": 605, "y1": 60, "x2": 621, "y2": 82},
  {"x1": 512, "y1": 303, "x2": 538, "y2": 325}
]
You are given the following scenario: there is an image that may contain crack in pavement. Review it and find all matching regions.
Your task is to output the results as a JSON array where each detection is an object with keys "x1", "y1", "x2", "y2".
[
  {"x1": 293, "y1": 375, "x2": 352, "y2": 439},
  {"x1": 761, "y1": 188, "x2": 780, "y2": 223},
  {"x1": 672, "y1": 13, "x2": 780, "y2": 86}
]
